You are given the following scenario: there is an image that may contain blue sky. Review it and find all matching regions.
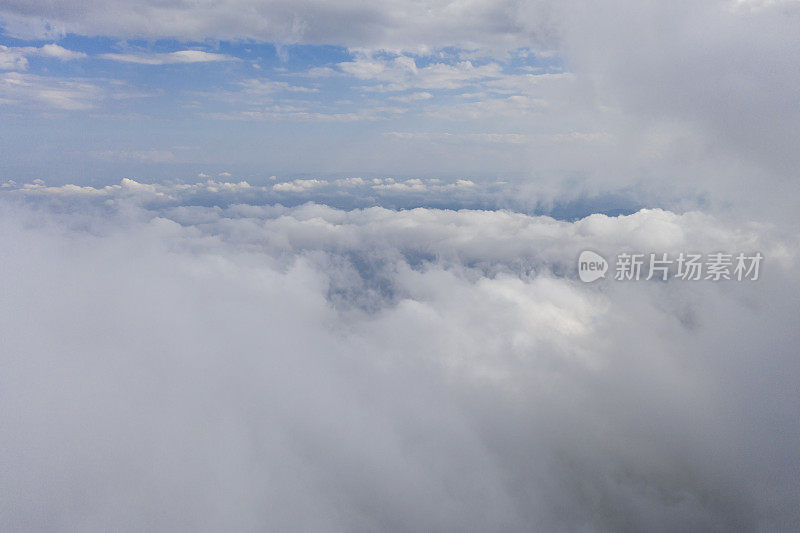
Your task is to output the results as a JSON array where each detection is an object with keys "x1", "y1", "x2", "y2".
[
  {"x1": 1, "y1": 32, "x2": 575, "y2": 185},
  {"x1": 1, "y1": 0, "x2": 798, "y2": 217}
]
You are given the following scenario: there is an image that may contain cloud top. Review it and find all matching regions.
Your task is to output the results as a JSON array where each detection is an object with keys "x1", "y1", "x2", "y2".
[{"x1": 0, "y1": 192, "x2": 798, "y2": 530}]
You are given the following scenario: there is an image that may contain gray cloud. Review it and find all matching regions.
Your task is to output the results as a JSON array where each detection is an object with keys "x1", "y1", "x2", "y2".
[
  {"x1": 558, "y1": 0, "x2": 800, "y2": 216},
  {"x1": 0, "y1": 0, "x2": 556, "y2": 52}
]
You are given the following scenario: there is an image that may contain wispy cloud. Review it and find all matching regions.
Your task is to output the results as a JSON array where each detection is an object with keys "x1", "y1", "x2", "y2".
[
  {"x1": 204, "y1": 103, "x2": 405, "y2": 122},
  {"x1": 90, "y1": 149, "x2": 176, "y2": 163},
  {"x1": 310, "y1": 53, "x2": 505, "y2": 92},
  {"x1": 99, "y1": 50, "x2": 238, "y2": 65},
  {"x1": 0, "y1": 72, "x2": 148, "y2": 110},
  {"x1": 0, "y1": 72, "x2": 102, "y2": 110}
]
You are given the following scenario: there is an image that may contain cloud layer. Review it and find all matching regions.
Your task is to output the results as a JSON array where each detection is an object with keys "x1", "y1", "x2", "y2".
[
  {"x1": 1, "y1": 1, "x2": 799, "y2": 530},
  {"x1": 0, "y1": 0, "x2": 556, "y2": 51},
  {"x1": 1, "y1": 190, "x2": 798, "y2": 531}
]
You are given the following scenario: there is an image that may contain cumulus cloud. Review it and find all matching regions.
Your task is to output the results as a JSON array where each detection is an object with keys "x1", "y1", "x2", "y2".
[
  {"x1": 0, "y1": 43, "x2": 86, "y2": 70},
  {"x1": 0, "y1": 177, "x2": 648, "y2": 218},
  {"x1": 0, "y1": 45, "x2": 28, "y2": 70},
  {"x1": 33, "y1": 43, "x2": 87, "y2": 61},
  {"x1": 273, "y1": 178, "x2": 327, "y2": 192},
  {"x1": 0, "y1": 190, "x2": 798, "y2": 530}
]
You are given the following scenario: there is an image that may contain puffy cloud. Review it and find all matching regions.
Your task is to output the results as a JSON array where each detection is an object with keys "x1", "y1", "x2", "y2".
[
  {"x1": 0, "y1": 43, "x2": 86, "y2": 71},
  {"x1": 0, "y1": 192, "x2": 798, "y2": 530},
  {"x1": 0, "y1": 177, "x2": 646, "y2": 217},
  {"x1": 35, "y1": 43, "x2": 87, "y2": 60},
  {"x1": 0, "y1": 45, "x2": 27, "y2": 70},
  {"x1": 273, "y1": 178, "x2": 327, "y2": 192}
]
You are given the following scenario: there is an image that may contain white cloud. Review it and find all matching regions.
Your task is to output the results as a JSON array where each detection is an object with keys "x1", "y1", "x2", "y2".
[
  {"x1": 0, "y1": 177, "x2": 635, "y2": 216},
  {"x1": 0, "y1": 71, "x2": 102, "y2": 110},
  {"x1": 237, "y1": 78, "x2": 318, "y2": 94},
  {"x1": 0, "y1": 45, "x2": 28, "y2": 70},
  {"x1": 0, "y1": 194, "x2": 797, "y2": 530},
  {"x1": 0, "y1": 43, "x2": 85, "y2": 71},
  {"x1": 35, "y1": 43, "x2": 87, "y2": 60},
  {"x1": 99, "y1": 50, "x2": 237, "y2": 65},
  {"x1": 389, "y1": 91, "x2": 433, "y2": 102},
  {"x1": 0, "y1": 71, "x2": 149, "y2": 110},
  {"x1": 333, "y1": 177, "x2": 367, "y2": 187},
  {"x1": 1, "y1": 0, "x2": 799, "y2": 526},
  {"x1": 372, "y1": 177, "x2": 427, "y2": 192},
  {"x1": 273, "y1": 178, "x2": 327, "y2": 192},
  {"x1": 330, "y1": 53, "x2": 504, "y2": 91}
]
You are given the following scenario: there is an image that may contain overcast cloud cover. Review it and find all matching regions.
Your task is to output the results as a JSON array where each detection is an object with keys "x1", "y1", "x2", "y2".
[{"x1": 1, "y1": 1, "x2": 799, "y2": 531}]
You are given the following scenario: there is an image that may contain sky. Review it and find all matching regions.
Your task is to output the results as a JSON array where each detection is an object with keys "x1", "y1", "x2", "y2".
[
  {"x1": 1, "y1": 0, "x2": 796, "y2": 215},
  {"x1": 1, "y1": 1, "x2": 800, "y2": 531},
  {"x1": 0, "y1": 29, "x2": 577, "y2": 185}
]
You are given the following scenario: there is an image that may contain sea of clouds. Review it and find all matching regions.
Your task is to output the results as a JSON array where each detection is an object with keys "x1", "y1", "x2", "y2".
[
  {"x1": 1, "y1": 181, "x2": 798, "y2": 531},
  {"x1": 2, "y1": 0, "x2": 800, "y2": 529}
]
